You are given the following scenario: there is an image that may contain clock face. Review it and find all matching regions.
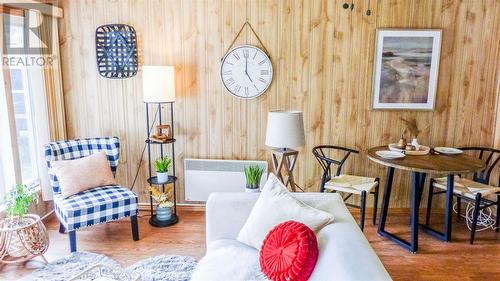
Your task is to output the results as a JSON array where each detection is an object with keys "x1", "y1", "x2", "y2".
[{"x1": 220, "y1": 45, "x2": 273, "y2": 99}]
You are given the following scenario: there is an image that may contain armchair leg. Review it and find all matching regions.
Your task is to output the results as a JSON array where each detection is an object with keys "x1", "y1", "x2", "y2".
[
  {"x1": 360, "y1": 191, "x2": 367, "y2": 231},
  {"x1": 372, "y1": 179, "x2": 379, "y2": 225},
  {"x1": 59, "y1": 223, "x2": 66, "y2": 234},
  {"x1": 69, "y1": 230, "x2": 77, "y2": 252},
  {"x1": 470, "y1": 193, "x2": 482, "y2": 245},
  {"x1": 425, "y1": 179, "x2": 434, "y2": 225},
  {"x1": 131, "y1": 214, "x2": 139, "y2": 241},
  {"x1": 495, "y1": 194, "x2": 500, "y2": 233}
]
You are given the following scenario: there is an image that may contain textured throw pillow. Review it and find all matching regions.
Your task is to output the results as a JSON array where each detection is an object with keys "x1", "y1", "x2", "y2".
[
  {"x1": 237, "y1": 173, "x2": 333, "y2": 250},
  {"x1": 51, "y1": 151, "x2": 116, "y2": 198},
  {"x1": 260, "y1": 221, "x2": 319, "y2": 281}
]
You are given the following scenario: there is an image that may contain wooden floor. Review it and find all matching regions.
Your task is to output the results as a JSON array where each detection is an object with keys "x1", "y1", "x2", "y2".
[{"x1": 2, "y1": 208, "x2": 500, "y2": 281}]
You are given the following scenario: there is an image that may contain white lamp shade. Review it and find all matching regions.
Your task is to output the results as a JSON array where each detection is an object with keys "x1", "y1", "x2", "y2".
[
  {"x1": 142, "y1": 66, "x2": 175, "y2": 103},
  {"x1": 265, "y1": 110, "x2": 305, "y2": 148}
]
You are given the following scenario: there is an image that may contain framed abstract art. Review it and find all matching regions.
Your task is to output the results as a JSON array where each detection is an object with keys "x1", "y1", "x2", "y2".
[{"x1": 372, "y1": 29, "x2": 442, "y2": 110}]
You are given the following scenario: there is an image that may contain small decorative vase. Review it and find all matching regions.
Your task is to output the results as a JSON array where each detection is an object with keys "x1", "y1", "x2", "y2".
[
  {"x1": 156, "y1": 207, "x2": 172, "y2": 221},
  {"x1": 411, "y1": 138, "x2": 420, "y2": 151},
  {"x1": 245, "y1": 184, "x2": 260, "y2": 193},
  {"x1": 397, "y1": 135, "x2": 407, "y2": 149},
  {"x1": 156, "y1": 172, "x2": 168, "y2": 183}
]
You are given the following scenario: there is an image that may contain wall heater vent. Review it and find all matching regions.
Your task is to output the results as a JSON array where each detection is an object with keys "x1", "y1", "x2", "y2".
[{"x1": 184, "y1": 159, "x2": 267, "y2": 202}]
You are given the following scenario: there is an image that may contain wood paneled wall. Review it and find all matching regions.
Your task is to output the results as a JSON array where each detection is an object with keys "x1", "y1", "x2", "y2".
[{"x1": 58, "y1": 0, "x2": 500, "y2": 207}]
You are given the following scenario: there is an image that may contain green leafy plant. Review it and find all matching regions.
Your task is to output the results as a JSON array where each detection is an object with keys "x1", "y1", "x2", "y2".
[
  {"x1": 244, "y1": 165, "x2": 265, "y2": 189},
  {"x1": 154, "y1": 156, "x2": 172, "y2": 173},
  {"x1": 5, "y1": 184, "x2": 39, "y2": 219}
]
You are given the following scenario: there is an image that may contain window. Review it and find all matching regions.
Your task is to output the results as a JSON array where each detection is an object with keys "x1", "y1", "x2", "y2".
[{"x1": 0, "y1": 13, "x2": 49, "y2": 203}]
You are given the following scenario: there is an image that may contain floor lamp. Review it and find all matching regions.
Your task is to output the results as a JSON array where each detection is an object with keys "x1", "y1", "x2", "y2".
[{"x1": 265, "y1": 110, "x2": 305, "y2": 192}]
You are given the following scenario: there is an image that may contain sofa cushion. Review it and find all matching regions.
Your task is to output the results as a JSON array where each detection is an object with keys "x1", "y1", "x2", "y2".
[
  {"x1": 260, "y1": 221, "x2": 318, "y2": 281},
  {"x1": 237, "y1": 174, "x2": 334, "y2": 250},
  {"x1": 190, "y1": 239, "x2": 267, "y2": 281}
]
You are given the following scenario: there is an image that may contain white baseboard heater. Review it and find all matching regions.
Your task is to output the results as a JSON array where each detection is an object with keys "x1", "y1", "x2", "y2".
[{"x1": 184, "y1": 158, "x2": 268, "y2": 202}]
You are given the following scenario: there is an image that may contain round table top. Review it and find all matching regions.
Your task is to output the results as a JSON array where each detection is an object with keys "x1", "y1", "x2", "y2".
[{"x1": 367, "y1": 146, "x2": 486, "y2": 174}]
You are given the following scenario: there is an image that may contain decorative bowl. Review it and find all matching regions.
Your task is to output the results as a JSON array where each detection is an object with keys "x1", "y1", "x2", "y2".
[{"x1": 388, "y1": 143, "x2": 430, "y2": 156}]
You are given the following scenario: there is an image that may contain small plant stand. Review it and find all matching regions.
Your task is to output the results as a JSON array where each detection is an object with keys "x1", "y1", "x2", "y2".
[
  {"x1": 145, "y1": 102, "x2": 178, "y2": 227},
  {"x1": 0, "y1": 214, "x2": 49, "y2": 264}
]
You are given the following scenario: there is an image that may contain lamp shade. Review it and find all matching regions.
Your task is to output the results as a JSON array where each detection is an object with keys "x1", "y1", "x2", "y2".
[
  {"x1": 265, "y1": 110, "x2": 305, "y2": 148},
  {"x1": 142, "y1": 66, "x2": 175, "y2": 103}
]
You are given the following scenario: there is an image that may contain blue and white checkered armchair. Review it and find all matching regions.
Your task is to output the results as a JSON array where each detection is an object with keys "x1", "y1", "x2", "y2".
[{"x1": 44, "y1": 137, "x2": 139, "y2": 252}]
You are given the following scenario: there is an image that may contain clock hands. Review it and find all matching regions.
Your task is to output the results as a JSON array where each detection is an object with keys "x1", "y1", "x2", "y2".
[{"x1": 245, "y1": 54, "x2": 253, "y2": 82}]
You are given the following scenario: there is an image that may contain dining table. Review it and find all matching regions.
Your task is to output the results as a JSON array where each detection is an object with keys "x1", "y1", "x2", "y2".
[{"x1": 367, "y1": 146, "x2": 486, "y2": 253}]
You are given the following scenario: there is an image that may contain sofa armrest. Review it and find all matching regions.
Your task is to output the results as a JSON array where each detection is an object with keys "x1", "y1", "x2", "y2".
[{"x1": 206, "y1": 192, "x2": 260, "y2": 245}]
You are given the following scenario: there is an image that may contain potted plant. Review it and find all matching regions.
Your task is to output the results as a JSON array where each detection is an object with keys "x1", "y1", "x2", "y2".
[
  {"x1": 244, "y1": 165, "x2": 265, "y2": 192},
  {"x1": 148, "y1": 186, "x2": 174, "y2": 221},
  {"x1": 154, "y1": 156, "x2": 172, "y2": 183},
  {"x1": 5, "y1": 184, "x2": 39, "y2": 225}
]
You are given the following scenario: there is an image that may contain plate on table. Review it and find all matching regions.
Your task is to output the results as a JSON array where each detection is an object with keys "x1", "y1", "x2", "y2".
[
  {"x1": 434, "y1": 147, "x2": 463, "y2": 155},
  {"x1": 376, "y1": 150, "x2": 405, "y2": 159}
]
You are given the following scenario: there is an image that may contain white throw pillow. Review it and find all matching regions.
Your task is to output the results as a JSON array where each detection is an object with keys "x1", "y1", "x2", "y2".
[
  {"x1": 237, "y1": 173, "x2": 334, "y2": 250},
  {"x1": 51, "y1": 151, "x2": 116, "y2": 198}
]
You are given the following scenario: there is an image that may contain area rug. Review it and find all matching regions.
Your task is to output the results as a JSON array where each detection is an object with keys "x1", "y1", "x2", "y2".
[{"x1": 24, "y1": 251, "x2": 197, "y2": 281}]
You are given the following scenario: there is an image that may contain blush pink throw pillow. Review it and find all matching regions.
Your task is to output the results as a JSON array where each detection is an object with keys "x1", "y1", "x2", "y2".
[{"x1": 51, "y1": 151, "x2": 116, "y2": 198}]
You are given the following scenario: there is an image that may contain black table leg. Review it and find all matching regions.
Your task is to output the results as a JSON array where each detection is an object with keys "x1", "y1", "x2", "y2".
[
  {"x1": 409, "y1": 171, "x2": 421, "y2": 252},
  {"x1": 416, "y1": 173, "x2": 427, "y2": 207},
  {"x1": 420, "y1": 174, "x2": 454, "y2": 242},
  {"x1": 378, "y1": 167, "x2": 394, "y2": 233},
  {"x1": 378, "y1": 168, "x2": 424, "y2": 253}
]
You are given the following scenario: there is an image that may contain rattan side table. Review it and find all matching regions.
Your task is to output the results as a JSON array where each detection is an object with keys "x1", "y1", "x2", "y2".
[{"x1": 0, "y1": 214, "x2": 49, "y2": 264}]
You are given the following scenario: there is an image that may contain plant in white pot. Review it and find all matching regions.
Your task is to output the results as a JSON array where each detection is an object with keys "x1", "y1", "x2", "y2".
[
  {"x1": 148, "y1": 186, "x2": 174, "y2": 221},
  {"x1": 154, "y1": 156, "x2": 172, "y2": 183},
  {"x1": 244, "y1": 165, "x2": 265, "y2": 192}
]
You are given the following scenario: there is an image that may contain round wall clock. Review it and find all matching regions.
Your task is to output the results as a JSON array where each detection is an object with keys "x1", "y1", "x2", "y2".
[{"x1": 220, "y1": 45, "x2": 273, "y2": 99}]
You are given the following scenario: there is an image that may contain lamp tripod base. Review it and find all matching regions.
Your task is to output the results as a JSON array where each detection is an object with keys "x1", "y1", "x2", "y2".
[{"x1": 270, "y1": 148, "x2": 303, "y2": 192}]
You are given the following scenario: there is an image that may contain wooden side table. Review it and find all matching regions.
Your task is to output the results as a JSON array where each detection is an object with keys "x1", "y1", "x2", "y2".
[{"x1": 0, "y1": 214, "x2": 49, "y2": 264}]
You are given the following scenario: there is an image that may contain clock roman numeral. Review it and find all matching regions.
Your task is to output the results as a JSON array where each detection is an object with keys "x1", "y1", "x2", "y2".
[
  {"x1": 226, "y1": 62, "x2": 234, "y2": 66},
  {"x1": 243, "y1": 49, "x2": 249, "y2": 58},
  {"x1": 253, "y1": 84, "x2": 259, "y2": 91},
  {"x1": 232, "y1": 52, "x2": 240, "y2": 60},
  {"x1": 253, "y1": 51, "x2": 258, "y2": 60},
  {"x1": 226, "y1": 78, "x2": 235, "y2": 86},
  {"x1": 234, "y1": 84, "x2": 241, "y2": 94},
  {"x1": 245, "y1": 87, "x2": 249, "y2": 96},
  {"x1": 260, "y1": 70, "x2": 269, "y2": 75},
  {"x1": 259, "y1": 77, "x2": 267, "y2": 84},
  {"x1": 258, "y1": 59, "x2": 266, "y2": 66},
  {"x1": 223, "y1": 70, "x2": 232, "y2": 75}
]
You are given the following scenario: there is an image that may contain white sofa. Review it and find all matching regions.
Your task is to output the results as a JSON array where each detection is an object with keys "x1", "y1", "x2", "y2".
[{"x1": 191, "y1": 192, "x2": 391, "y2": 281}]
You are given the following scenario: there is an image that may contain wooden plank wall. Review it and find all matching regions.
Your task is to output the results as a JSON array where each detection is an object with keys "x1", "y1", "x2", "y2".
[{"x1": 58, "y1": 0, "x2": 500, "y2": 208}]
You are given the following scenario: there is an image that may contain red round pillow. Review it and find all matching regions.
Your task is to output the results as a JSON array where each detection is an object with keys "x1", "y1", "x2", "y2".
[{"x1": 259, "y1": 221, "x2": 319, "y2": 281}]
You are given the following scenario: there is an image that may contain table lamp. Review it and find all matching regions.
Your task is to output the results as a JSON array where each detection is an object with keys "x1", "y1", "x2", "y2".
[{"x1": 265, "y1": 110, "x2": 305, "y2": 191}]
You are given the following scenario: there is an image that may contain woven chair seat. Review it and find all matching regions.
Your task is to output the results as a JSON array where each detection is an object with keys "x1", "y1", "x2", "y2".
[
  {"x1": 433, "y1": 176, "x2": 500, "y2": 200},
  {"x1": 325, "y1": 174, "x2": 378, "y2": 195}
]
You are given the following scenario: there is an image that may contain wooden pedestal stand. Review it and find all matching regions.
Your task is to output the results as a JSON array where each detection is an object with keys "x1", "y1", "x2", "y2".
[{"x1": 270, "y1": 148, "x2": 303, "y2": 192}]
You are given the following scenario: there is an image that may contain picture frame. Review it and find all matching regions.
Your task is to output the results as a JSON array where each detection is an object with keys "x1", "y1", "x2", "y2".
[{"x1": 372, "y1": 29, "x2": 442, "y2": 110}]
